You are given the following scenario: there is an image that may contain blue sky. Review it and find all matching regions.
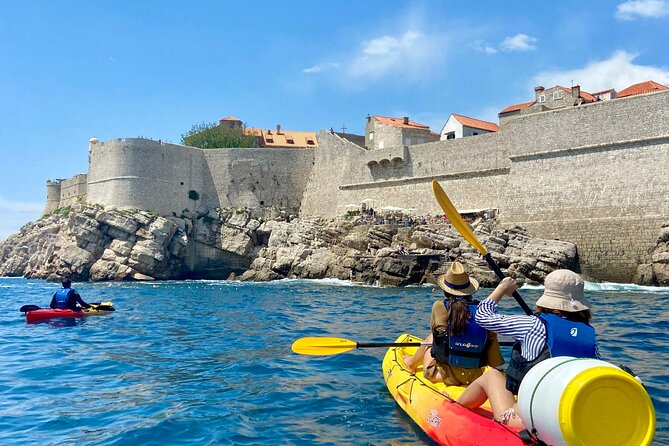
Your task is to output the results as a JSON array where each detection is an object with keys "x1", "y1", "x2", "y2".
[{"x1": 1, "y1": 0, "x2": 668, "y2": 240}]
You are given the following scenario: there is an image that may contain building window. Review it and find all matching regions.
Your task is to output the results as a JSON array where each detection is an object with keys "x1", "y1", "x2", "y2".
[
  {"x1": 473, "y1": 132, "x2": 479, "y2": 136},
  {"x1": 445, "y1": 132, "x2": 455, "y2": 140},
  {"x1": 403, "y1": 137, "x2": 411, "y2": 145},
  {"x1": 553, "y1": 91, "x2": 564, "y2": 100},
  {"x1": 538, "y1": 94, "x2": 546, "y2": 103},
  {"x1": 369, "y1": 131, "x2": 374, "y2": 141}
]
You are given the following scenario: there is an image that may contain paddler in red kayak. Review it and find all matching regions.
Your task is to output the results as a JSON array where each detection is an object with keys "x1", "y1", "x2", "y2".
[
  {"x1": 404, "y1": 261, "x2": 504, "y2": 386},
  {"x1": 50, "y1": 279, "x2": 92, "y2": 311}
]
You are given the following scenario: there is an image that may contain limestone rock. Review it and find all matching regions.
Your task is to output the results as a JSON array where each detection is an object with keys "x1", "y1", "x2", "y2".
[{"x1": 89, "y1": 259, "x2": 132, "y2": 281}]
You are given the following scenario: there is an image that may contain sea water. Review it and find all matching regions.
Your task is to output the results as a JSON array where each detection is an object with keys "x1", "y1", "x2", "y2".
[{"x1": 0, "y1": 277, "x2": 666, "y2": 445}]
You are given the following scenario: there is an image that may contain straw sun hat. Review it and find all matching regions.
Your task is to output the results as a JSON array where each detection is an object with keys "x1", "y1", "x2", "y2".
[
  {"x1": 436, "y1": 261, "x2": 479, "y2": 296},
  {"x1": 536, "y1": 269, "x2": 591, "y2": 312}
]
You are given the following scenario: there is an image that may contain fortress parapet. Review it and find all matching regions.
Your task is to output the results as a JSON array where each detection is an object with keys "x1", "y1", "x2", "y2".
[{"x1": 43, "y1": 180, "x2": 62, "y2": 215}]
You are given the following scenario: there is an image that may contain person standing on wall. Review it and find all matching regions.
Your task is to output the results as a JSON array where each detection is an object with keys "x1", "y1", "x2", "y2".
[{"x1": 50, "y1": 279, "x2": 91, "y2": 311}]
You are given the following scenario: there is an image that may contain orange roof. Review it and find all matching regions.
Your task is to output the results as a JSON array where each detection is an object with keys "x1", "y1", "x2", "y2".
[
  {"x1": 451, "y1": 114, "x2": 499, "y2": 132},
  {"x1": 617, "y1": 80, "x2": 668, "y2": 98},
  {"x1": 244, "y1": 127, "x2": 318, "y2": 148},
  {"x1": 499, "y1": 101, "x2": 535, "y2": 114},
  {"x1": 557, "y1": 86, "x2": 596, "y2": 103},
  {"x1": 220, "y1": 116, "x2": 241, "y2": 121},
  {"x1": 373, "y1": 115, "x2": 430, "y2": 130}
]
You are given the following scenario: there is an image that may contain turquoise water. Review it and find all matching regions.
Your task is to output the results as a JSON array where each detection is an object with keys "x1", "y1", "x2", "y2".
[{"x1": 0, "y1": 277, "x2": 667, "y2": 445}]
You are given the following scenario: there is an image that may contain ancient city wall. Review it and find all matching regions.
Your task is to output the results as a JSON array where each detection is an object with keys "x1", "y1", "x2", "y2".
[
  {"x1": 86, "y1": 138, "x2": 216, "y2": 215},
  {"x1": 42, "y1": 91, "x2": 669, "y2": 282},
  {"x1": 203, "y1": 148, "x2": 314, "y2": 212},
  {"x1": 501, "y1": 91, "x2": 669, "y2": 281},
  {"x1": 85, "y1": 138, "x2": 314, "y2": 216},
  {"x1": 59, "y1": 173, "x2": 88, "y2": 207},
  {"x1": 303, "y1": 91, "x2": 669, "y2": 281},
  {"x1": 303, "y1": 131, "x2": 510, "y2": 218}
]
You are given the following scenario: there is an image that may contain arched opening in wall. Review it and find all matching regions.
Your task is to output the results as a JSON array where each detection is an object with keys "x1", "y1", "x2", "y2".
[
  {"x1": 391, "y1": 157, "x2": 403, "y2": 164},
  {"x1": 366, "y1": 160, "x2": 378, "y2": 168},
  {"x1": 379, "y1": 159, "x2": 391, "y2": 167}
]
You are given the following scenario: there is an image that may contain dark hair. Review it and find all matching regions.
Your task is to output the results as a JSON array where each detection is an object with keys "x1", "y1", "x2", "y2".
[
  {"x1": 444, "y1": 292, "x2": 473, "y2": 336},
  {"x1": 537, "y1": 306, "x2": 592, "y2": 323},
  {"x1": 62, "y1": 279, "x2": 72, "y2": 288}
]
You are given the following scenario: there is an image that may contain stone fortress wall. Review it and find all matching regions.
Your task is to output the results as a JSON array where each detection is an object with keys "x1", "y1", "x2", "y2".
[
  {"x1": 46, "y1": 90, "x2": 669, "y2": 282},
  {"x1": 83, "y1": 138, "x2": 314, "y2": 216}
]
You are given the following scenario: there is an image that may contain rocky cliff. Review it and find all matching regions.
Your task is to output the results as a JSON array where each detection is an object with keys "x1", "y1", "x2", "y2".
[
  {"x1": 0, "y1": 204, "x2": 586, "y2": 287},
  {"x1": 634, "y1": 223, "x2": 669, "y2": 286}
]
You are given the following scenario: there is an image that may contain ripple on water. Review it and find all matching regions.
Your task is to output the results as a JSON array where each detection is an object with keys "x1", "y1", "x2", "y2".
[{"x1": 0, "y1": 277, "x2": 666, "y2": 445}]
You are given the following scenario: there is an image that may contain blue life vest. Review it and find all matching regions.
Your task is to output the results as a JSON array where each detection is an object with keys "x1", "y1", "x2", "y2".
[
  {"x1": 540, "y1": 313, "x2": 597, "y2": 358},
  {"x1": 432, "y1": 301, "x2": 488, "y2": 369},
  {"x1": 505, "y1": 313, "x2": 596, "y2": 394},
  {"x1": 54, "y1": 288, "x2": 73, "y2": 309}
]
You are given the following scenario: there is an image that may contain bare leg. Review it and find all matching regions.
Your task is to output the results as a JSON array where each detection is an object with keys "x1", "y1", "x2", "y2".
[
  {"x1": 403, "y1": 333, "x2": 432, "y2": 373},
  {"x1": 457, "y1": 369, "x2": 523, "y2": 427}
]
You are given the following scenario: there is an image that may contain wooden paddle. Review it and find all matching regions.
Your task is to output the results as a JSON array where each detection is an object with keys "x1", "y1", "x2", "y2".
[
  {"x1": 431, "y1": 180, "x2": 533, "y2": 315},
  {"x1": 292, "y1": 336, "x2": 514, "y2": 356}
]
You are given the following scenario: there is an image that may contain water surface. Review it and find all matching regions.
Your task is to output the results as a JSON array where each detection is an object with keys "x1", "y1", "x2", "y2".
[{"x1": 0, "y1": 278, "x2": 666, "y2": 445}]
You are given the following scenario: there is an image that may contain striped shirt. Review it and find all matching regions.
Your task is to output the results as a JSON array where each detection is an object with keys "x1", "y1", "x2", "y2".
[{"x1": 475, "y1": 297, "x2": 547, "y2": 361}]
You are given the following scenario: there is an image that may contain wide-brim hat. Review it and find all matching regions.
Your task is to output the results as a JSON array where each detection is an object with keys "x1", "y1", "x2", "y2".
[
  {"x1": 536, "y1": 269, "x2": 591, "y2": 312},
  {"x1": 436, "y1": 261, "x2": 479, "y2": 296}
]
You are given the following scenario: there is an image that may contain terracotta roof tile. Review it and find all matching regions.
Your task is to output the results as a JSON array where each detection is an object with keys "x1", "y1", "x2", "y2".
[
  {"x1": 499, "y1": 101, "x2": 535, "y2": 114},
  {"x1": 244, "y1": 127, "x2": 318, "y2": 148},
  {"x1": 617, "y1": 80, "x2": 669, "y2": 98},
  {"x1": 373, "y1": 115, "x2": 430, "y2": 130},
  {"x1": 220, "y1": 116, "x2": 241, "y2": 121},
  {"x1": 451, "y1": 114, "x2": 499, "y2": 132},
  {"x1": 557, "y1": 86, "x2": 596, "y2": 103}
]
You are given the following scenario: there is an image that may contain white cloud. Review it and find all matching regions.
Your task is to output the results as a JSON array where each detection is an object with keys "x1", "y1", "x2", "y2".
[
  {"x1": 472, "y1": 40, "x2": 498, "y2": 54},
  {"x1": 501, "y1": 33, "x2": 538, "y2": 52},
  {"x1": 616, "y1": 0, "x2": 669, "y2": 19},
  {"x1": 347, "y1": 30, "x2": 442, "y2": 80},
  {"x1": 0, "y1": 197, "x2": 43, "y2": 241},
  {"x1": 532, "y1": 51, "x2": 669, "y2": 93},
  {"x1": 302, "y1": 62, "x2": 340, "y2": 74}
]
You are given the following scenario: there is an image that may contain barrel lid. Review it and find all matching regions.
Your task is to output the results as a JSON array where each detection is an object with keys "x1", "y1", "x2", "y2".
[{"x1": 559, "y1": 366, "x2": 655, "y2": 446}]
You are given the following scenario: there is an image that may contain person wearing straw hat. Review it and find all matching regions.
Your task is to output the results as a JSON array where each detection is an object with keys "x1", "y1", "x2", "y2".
[
  {"x1": 403, "y1": 262, "x2": 504, "y2": 386},
  {"x1": 456, "y1": 269, "x2": 598, "y2": 428}
]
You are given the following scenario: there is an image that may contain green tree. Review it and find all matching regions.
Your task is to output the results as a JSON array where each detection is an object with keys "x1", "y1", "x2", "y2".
[{"x1": 180, "y1": 122, "x2": 258, "y2": 148}]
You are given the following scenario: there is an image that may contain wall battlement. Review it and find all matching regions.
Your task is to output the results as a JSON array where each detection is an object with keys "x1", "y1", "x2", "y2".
[{"x1": 45, "y1": 90, "x2": 669, "y2": 281}]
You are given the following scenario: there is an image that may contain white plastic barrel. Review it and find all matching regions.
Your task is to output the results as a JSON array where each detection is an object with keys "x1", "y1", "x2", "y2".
[{"x1": 517, "y1": 356, "x2": 655, "y2": 446}]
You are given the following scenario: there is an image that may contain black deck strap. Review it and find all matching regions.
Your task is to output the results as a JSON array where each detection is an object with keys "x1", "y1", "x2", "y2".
[{"x1": 519, "y1": 429, "x2": 547, "y2": 445}]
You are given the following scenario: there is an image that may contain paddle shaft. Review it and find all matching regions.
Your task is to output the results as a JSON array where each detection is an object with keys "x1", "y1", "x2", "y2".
[
  {"x1": 356, "y1": 340, "x2": 515, "y2": 349},
  {"x1": 483, "y1": 253, "x2": 533, "y2": 316}
]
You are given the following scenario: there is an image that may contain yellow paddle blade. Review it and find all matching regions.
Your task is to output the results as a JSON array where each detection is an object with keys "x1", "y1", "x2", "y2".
[
  {"x1": 291, "y1": 337, "x2": 358, "y2": 356},
  {"x1": 431, "y1": 180, "x2": 488, "y2": 256}
]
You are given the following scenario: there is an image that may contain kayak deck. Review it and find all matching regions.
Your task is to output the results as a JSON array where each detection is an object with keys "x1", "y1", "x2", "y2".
[
  {"x1": 382, "y1": 334, "x2": 523, "y2": 446},
  {"x1": 25, "y1": 302, "x2": 115, "y2": 323}
]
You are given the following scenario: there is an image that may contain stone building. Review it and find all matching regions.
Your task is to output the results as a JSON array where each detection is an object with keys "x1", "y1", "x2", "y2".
[
  {"x1": 497, "y1": 80, "x2": 668, "y2": 125},
  {"x1": 218, "y1": 116, "x2": 244, "y2": 130},
  {"x1": 440, "y1": 114, "x2": 499, "y2": 140},
  {"x1": 364, "y1": 115, "x2": 439, "y2": 150},
  {"x1": 499, "y1": 85, "x2": 598, "y2": 124}
]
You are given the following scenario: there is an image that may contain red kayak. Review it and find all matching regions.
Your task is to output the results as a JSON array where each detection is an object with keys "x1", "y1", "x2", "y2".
[{"x1": 25, "y1": 308, "x2": 85, "y2": 323}]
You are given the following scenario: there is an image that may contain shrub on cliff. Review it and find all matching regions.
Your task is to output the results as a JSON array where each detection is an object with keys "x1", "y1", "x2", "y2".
[{"x1": 181, "y1": 122, "x2": 258, "y2": 149}]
